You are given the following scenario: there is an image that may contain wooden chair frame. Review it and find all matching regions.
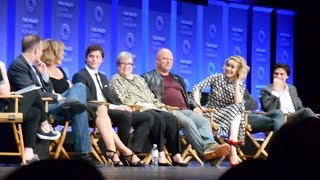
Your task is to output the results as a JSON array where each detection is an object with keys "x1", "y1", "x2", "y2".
[
  {"x1": 0, "y1": 94, "x2": 24, "y2": 165},
  {"x1": 166, "y1": 105, "x2": 203, "y2": 166},
  {"x1": 44, "y1": 98, "x2": 106, "y2": 164},
  {"x1": 242, "y1": 110, "x2": 273, "y2": 159}
]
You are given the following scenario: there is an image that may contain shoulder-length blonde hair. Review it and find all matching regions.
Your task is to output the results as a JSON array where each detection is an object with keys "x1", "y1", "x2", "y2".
[
  {"x1": 41, "y1": 39, "x2": 65, "y2": 66},
  {"x1": 224, "y1": 55, "x2": 250, "y2": 80}
]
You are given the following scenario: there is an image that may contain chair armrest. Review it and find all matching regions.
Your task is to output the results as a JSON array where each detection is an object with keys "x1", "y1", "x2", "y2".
[
  {"x1": 127, "y1": 104, "x2": 144, "y2": 112},
  {"x1": 165, "y1": 105, "x2": 179, "y2": 110},
  {"x1": 89, "y1": 100, "x2": 109, "y2": 106},
  {"x1": 0, "y1": 94, "x2": 23, "y2": 113},
  {"x1": 42, "y1": 97, "x2": 54, "y2": 102},
  {"x1": 0, "y1": 94, "x2": 23, "y2": 99},
  {"x1": 202, "y1": 108, "x2": 216, "y2": 113}
]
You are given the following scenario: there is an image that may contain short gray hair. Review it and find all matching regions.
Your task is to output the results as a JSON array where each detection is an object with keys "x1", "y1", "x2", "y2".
[{"x1": 116, "y1": 51, "x2": 134, "y2": 65}]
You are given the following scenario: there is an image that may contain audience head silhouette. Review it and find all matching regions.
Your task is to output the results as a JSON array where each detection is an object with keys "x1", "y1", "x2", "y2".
[{"x1": 5, "y1": 159, "x2": 105, "y2": 180}]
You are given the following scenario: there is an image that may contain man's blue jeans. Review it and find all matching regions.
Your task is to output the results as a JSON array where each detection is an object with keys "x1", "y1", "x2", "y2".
[{"x1": 48, "y1": 83, "x2": 91, "y2": 154}]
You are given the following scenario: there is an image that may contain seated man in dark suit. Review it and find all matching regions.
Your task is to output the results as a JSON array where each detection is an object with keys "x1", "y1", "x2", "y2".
[
  {"x1": 244, "y1": 88, "x2": 285, "y2": 133},
  {"x1": 260, "y1": 63, "x2": 318, "y2": 123},
  {"x1": 7, "y1": 35, "x2": 100, "y2": 165},
  {"x1": 72, "y1": 44, "x2": 154, "y2": 155},
  {"x1": 1, "y1": 60, "x2": 57, "y2": 164}
]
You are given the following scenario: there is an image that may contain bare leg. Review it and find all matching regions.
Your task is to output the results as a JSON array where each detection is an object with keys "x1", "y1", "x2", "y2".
[
  {"x1": 172, "y1": 153, "x2": 185, "y2": 163},
  {"x1": 229, "y1": 115, "x2": 241, "y2": 165},
  {"x1": 158, "y1": 151, "x2": 167, "y2": 163},
  {"x1": 24, "y1": 147, "x2": 35, "y2": 160},
  {"x1": 94, "y1": 105, "x2": 120, "y2": 162}
]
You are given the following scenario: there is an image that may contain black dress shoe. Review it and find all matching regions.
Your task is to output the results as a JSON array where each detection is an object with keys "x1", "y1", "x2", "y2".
[
  {"x1": 75, "y1": 153, "x2": 104, "y2": 167},
  {"x1": 172, "y1": 160, "x2": 188, "y2": 167},
  {"x1": 158, "y1": 162, "x2": 172, "y2": 166},
  {"x1": 59, "y1": 100, "x2": 86, "y2": 117}
]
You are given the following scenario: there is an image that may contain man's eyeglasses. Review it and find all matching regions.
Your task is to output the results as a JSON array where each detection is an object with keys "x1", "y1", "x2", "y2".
[{"x1": 119, "y1": 62, "x2": 134, "y2": 66}]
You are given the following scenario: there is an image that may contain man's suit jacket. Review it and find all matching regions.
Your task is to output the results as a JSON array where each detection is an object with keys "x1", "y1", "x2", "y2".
[
  {"x1": 72, "y1": 68, "x2": 120, "y2": 105},
  {"x1": 7, "y1": 54, "x2": 58, "y2": 101},
  {"x1": 260, "y1": 84, "x2": 304, "y2": 112}
]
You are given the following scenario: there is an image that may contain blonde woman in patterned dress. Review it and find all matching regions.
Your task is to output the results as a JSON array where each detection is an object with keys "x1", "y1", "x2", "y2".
[{"x1": 192, "y1": 55, "x2": 250, "y2": 166}]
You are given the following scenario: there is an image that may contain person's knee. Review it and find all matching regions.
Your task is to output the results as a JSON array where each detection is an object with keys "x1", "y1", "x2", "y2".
[
  {"x1": 144, "y1": 114, "x2": 155, "y2": 128},
  {"x1": 96, "y1": 105, "x2": 108, "y2": 118},
  {"x1": 73, "y1": 82, "x2": 86, "y2": 89},
  {"x1": 117, "y1": 111, "x2": 132, "y2": 126},
  {"x1": 302, "y1": 107, "x2": 316, "y2": 117}
]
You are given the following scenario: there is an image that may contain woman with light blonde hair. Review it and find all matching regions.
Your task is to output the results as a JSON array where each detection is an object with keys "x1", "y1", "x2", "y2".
[{"x1": 192, "y1": 55, "x2": 250, "y2": 166}]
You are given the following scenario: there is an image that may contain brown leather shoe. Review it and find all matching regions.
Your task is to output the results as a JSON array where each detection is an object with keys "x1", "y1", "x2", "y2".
[{"x1": 204, "y1": 143, "x2": 231, "y2": 160}]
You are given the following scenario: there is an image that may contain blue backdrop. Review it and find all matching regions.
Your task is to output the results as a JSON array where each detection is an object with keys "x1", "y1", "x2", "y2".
[{"x1": 1, "y1": 0, "x2": 295, "y2": 97}]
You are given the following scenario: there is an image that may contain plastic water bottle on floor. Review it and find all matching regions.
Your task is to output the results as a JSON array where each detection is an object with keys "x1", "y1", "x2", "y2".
[{"x1": 151, "y1": 144, "x2": 159, "y2": 167}]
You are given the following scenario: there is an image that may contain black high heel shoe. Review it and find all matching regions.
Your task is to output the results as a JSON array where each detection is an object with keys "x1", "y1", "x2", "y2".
[
  {"x1": 172, "y1": 160, "x2": 188, "y2": 167},
  {"x1": 124, "y1": 153, "x2": 146, "y2": 167},
  {"x1": 106, "y1": 149, "x2": 123, "y2": 167}
]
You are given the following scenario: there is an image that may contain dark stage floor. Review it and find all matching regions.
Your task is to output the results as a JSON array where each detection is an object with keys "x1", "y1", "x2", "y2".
[{"x1": 0, "y1": 161, "x2": 230, "y2": 180}]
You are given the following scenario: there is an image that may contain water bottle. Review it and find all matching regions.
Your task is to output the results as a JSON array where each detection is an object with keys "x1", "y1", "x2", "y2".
[{"x1": 151, "y1": 144, "x2": 159, "y2": 167}]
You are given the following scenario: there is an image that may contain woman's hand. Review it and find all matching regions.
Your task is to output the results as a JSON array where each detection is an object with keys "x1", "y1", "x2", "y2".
[
  {"x1": 193, "y1": 106, "x2": 203, "y2": 116},
  {"x1": 117, "y1": 104, "x2": 133, "y2": 112}
]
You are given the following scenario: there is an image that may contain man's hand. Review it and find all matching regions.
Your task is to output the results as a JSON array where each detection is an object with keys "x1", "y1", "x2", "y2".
[
  {"x1": 193, "y1": 106, "x2": 203, "y2": 116},
  {"x1": 34, "y1": 60, "x2": 48, "y2": 74},
  {"x1": 273, "y1": 78, "x2": 284, "y2": 92}
]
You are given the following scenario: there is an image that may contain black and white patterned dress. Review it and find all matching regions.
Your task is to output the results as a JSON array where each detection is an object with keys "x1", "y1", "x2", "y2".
[{"x1": 192, "y1": 73, "x2": 246, "y2": 141}]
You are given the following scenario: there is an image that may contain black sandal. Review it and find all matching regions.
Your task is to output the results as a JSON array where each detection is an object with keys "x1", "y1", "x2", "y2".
[
  {"x1": 106, "y1": 149, "x2": 123, "y2": 167},
  {"x1": 124, "y1": 153, "x2": 146, "y2": 167}
]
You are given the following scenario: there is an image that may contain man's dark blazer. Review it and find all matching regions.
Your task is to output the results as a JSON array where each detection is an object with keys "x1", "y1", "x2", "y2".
[
  {"x1": 260, "y1": 84, "x2": 304, "y2": 112},
  {"x1": 7, "y1": 54, "x2": 58, "y2": 101},
  {"x1": 72, "y1": 68, "x2": 120, "y2": 105}
]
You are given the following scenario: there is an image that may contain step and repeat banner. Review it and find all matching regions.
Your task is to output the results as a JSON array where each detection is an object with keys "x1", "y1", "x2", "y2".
[
  {"x1": 14, "y1": 0, "x2": 45, "y2": 61},
  {"x1": 147, "y1": 0, "x2": 171, "y2": 72},
  {"x1": 251, "y1": 6, "x2": 272, "y2": 110},
  {"x1": 1, "y1": 0, "x2": 295, "y2": 101},
  {"x1": 85, "y1": 0, "x2": 112, "y2": 77},
  {"x1": 0, "y1": 0, "x2": 8, "y2": 64},
  {"x1": 276, "y1": 9, "x2": 295, "y2": 84}
]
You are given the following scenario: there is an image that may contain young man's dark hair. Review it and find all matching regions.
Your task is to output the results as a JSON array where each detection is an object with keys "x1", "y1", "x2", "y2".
[
  {"x1": 85, "y1": 44, "x2": 104, "y2": 59},
  {"x1": 273, "y1": 63, "x2": 290, "y2": 76}
]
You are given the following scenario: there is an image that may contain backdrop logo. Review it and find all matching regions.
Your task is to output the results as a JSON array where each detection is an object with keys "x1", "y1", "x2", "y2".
[
  {"x1": 126, "y1": 32, "x2": 134, "y2": 48},
  {"x1": 94, "y1": 6, "x2": 103, "y2": 23},
  {"x1": 208, "y1": 62, "x2": 215, "y2": 74},
  {"x1": 258, "y1": 66, "x2": 264, "y2": 80},
  {"x1": 209, "y1": 24, "x2": 216, "y2": 39},
  {"x1": 60, "y1": 23, "x2": 71, "y2": 40},
  {"x1": 234, "y1": 46, "x2": 241, "y2": 55},
  {"x1": 258, "y1": 30, "x2": 265, "y2": 44},
  {"x1": 156, "y1": 16, "x2": 164, "y2": 32},
  {"x1": 182, "y1": 40, "x2": 190, "y2": 55},
  {"x1": 281, "y1": 50, "x2": 288, "y2": 62},
  {"x1": 25, "y1": 0, "x2": 36, "y2": 13}
]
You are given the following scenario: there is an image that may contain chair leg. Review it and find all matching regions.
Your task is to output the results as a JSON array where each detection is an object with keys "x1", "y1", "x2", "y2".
[
  {"x1": 211, "y1": 156, "x2": 225, "y2": 168},
  {"x1": 91, "y1": 147, "x2": 104, "y2": 164},
  {"x1": 253, "y1": 131, "x2": 273, "y2": 159},
  {"x1": 90, "y1": 134, "x2": 108, "y2": 164},
  {"x1": 54, "y1": 121, "x2": 69, "y2": 159},
  {"x1": 16, "y1": 123, "x2": 26, "y2": 165},
  {"x1": 180, "y1": 136, "x2": 204, "y2": 166},
  {"x1": 135, "y1": 153, "x2": 152, "y2": 165},
  {"x1": 163, "y1": 146, "x2": 172, "y2": 163}
]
